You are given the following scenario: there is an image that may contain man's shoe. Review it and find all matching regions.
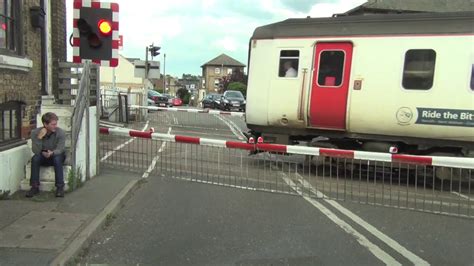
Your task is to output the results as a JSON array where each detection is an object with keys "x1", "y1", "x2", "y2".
[
  {"x1": 55, "y1": 187, "x2": 65, "y2": 197},
  {"x1": 26, "y1": 187, "x2": 40, "y2": 198}
]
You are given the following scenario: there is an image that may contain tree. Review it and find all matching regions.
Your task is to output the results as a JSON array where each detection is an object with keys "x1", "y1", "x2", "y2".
[
  {"x1": 177, "y1": 88, "x2": 190, "y2": 104},
  {"x1": 227, "y1": 82, "x2": 247, "y2": 96},
  {"x1": 218, "y1": 68, "x2": 248, "y2": 92}
]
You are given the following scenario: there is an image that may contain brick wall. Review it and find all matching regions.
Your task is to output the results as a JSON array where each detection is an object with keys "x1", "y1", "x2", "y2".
[
  {"x1": 51, "y1": 0, "x2": 67, "y2": 98},
  {"x1": 0, "y1": 0, "x2": 67, "y2": 139}
]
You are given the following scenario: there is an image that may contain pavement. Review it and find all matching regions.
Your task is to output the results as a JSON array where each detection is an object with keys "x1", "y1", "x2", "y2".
[{"x1": 0, "y1": 167, "x2": 142, "y2": 266}]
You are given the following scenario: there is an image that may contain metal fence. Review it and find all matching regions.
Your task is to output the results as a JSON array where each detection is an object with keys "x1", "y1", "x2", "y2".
[{"x1": 99, "y1": 127, "x2": 474, "y2": 219}]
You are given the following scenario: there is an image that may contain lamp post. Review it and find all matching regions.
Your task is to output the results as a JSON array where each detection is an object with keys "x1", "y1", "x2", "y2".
[{"x1": 163, "y1": 53, "x2": 166, "y2": 93}]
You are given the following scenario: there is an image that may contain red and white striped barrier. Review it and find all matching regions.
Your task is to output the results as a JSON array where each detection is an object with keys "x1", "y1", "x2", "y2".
[
  {"x1": 100, "y1": 127, "x2": 474, "y2": 169},
  {"x1": 129, "y1": 105, "x2": 245, "y2": 117}
]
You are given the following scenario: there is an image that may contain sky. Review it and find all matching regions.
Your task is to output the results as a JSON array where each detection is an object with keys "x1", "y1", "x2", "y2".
[{"x1": 66, "y1": 0, "x2": 367, "y2": 77}]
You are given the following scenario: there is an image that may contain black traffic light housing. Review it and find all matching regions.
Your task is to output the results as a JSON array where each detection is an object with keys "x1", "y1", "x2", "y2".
[
  {"x1": 149, "y1": 46, "x2": 161, "y2": 57},
  {"x1": 76, "y1": 7, "x2": 113, "y2": 61}
]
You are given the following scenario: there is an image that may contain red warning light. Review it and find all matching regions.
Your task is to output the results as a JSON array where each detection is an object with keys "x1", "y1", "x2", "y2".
[
  {"x1": 1, "y1": 23, "x2": 6, "y2": 31},
  {"x1": 97, "y1": 19, "x2": 112, "y2": 35}
]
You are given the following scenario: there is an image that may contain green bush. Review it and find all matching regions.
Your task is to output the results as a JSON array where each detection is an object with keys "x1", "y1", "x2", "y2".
[{"x1": 183, "y1": 94, "x2": 190, "y2": 104}]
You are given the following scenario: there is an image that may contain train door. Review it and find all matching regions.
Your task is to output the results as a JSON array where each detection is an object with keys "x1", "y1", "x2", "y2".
[{"x1": 308, "y1": 42, "x2": 353, "y2": 130}]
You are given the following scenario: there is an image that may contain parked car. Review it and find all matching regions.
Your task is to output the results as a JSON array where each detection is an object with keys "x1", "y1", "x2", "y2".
[
  {"x1": 162, "y1": 94, "x2": 174, "y2": 106},
  {"x1": 220, "y1": 90, "x2": 246, "y2": 111},
  {"x1": 148, "y1": 90, "x2": 171, "y2": 107},
  {"x1": 201, "y1": 93, "x2": 221, "y2": 109},
  {"x1": 147, "y1": 90, "x2": 161, "y2": 103},
  {"x1": 147, "y1": 98, "x2": 158, "y2": 112},
  {"x1": 171, "y1": 97, "x2": 183, "y2": 106}
]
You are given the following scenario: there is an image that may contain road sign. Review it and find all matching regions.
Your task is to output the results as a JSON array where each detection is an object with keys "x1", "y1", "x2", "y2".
[{"x1": 134, "y1": 60, "x2": 160, "y2": 79}]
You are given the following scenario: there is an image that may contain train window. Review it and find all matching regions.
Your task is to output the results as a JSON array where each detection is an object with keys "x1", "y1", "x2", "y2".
[
  {"x1": 402, "y1": 49, "x2": 436, "y2": 90},
  {"x1": 279, "y1": 50, "x2": 299, "y2": 78},
  {"x1": 317, "y1": 50, "x2": 345, "y2": 87}
]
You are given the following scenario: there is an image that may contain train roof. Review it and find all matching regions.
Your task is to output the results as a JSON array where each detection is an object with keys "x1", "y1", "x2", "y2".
[{"x1": 252, "y1": 12, "x2": 474, "y2": 39}]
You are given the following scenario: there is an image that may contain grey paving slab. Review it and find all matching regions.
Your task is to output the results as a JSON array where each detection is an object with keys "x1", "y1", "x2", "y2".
[
  {"x1": 0, "y1": 211, "x2": 90, "y2": 250},
  {"x1": 56, "y1": 168, "x2": 141, "y2": 214},
  {"x1": 0, "y1": 248, "x2": 54, "y2": 266},
  {"x1": 0, "y1": 201, "x2": 58, "y2": 230}
]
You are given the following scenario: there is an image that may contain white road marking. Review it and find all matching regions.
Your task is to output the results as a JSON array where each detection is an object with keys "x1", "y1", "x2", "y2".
[
  {"x1": 281, "y1": 175, "x2": 402, "y2": 266},
  {"x1": 214, "y1": 114, "x2": 245, "y2": 141},
  {"x1": 142, "y1": 127, "x2": 171, "y2": 179},
  {"x1": 294, "y1": 173, "x2": 430, "y2": 266},
  {"x1": 451, "y1": 192, "x2": 471, "y2": 200},
  {"x1": 100, "y1": 121, "x2": 149, "y2": 162}
]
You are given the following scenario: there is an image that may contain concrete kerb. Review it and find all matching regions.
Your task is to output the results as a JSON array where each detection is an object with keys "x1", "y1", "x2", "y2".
[{"x1": 50, "y1": 178, "x2": 144, "y2": 265}]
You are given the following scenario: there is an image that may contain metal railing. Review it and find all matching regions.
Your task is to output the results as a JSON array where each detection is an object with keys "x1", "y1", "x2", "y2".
[
  {"x1": 71, "y1": 61, "x2": 90, "y2": 178},
  {"x1": 99, "y1": 127, "x2": 474, "y2": 218}
]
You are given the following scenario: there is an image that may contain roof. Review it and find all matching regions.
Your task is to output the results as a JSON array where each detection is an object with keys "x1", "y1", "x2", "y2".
[
  {"x1": 252, "y1": 11, "x2": 474, "y2": 40},
  {"x1": 342, "y1": 0, "x2": 474, "y2": 15},
  {"x1": 201, "y1": 54, "x2": 245, "y2": 68},
  {"x1": 125, "y1": 57, "x2": 140, "y2": 64}
]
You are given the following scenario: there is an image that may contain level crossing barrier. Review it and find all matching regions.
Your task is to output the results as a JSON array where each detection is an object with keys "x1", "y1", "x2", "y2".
[{"x1": 100, "y1": 126, "x2": 474, "y2": 219}]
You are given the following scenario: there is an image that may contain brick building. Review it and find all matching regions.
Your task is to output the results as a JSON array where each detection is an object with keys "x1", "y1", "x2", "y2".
[
  {"x1": 0, "y1": 0, "x2": 66, "y2": 151},
  {"x1": 0, "y1": 0, "x2": 67, "y2": 193},
  {"x1": 201, "y1": 54, "x2": 245, "y2": 93}
]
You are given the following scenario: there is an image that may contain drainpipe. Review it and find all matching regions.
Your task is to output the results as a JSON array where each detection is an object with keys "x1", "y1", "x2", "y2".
[{"x1": 40, "y1": 0, "x2": 48, "y2": 95}]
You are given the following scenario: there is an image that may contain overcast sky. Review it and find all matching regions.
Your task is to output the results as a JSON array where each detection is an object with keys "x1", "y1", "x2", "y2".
[{"x1": 66, "y1": 0, "x2": 366, "y2": 76}]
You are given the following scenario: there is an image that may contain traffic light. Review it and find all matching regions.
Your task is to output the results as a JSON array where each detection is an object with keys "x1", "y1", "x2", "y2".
[
  {"x1": 72, "y1": 0, "x2": 119, "y2": 67},
  {"x1": 149, "y1": 46, "x2": 161, "y2": 57}
]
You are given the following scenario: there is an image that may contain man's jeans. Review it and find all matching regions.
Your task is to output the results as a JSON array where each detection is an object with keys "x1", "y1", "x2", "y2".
[{"x1": 30, "y1": 153, "x2": 65, "y2": 188}]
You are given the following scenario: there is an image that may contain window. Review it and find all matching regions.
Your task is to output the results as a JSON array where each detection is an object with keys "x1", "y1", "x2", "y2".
[
  {"x1": 225, "y1": 91, "x2": 244, "y2": 99},
  {"x1": 402, "y1": 49, "x2": 436, "y2": 90},
  {"x1": 279, "y1": 50, "x2": 299, "y2": 77},
  {"x1": 0, "y1": 101, "x2": 22, "y2": 150},
  {"x1": 215, "y1": 68, "x2": 221, "y2": 74},
  {"x1": 0, "y1": 0, "x2": 20, "y2": 55},
  {"x1": 317, "y1": 50, "x2": 345, "y2": 87},
  {"x1": 227, "y1": 68, "x2": 232, "y2": 75}
]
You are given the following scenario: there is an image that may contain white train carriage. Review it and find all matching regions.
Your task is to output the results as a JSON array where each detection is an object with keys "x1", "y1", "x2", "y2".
[{"x1": 246, "y1": 12, "x2": 474, "y2": 156}]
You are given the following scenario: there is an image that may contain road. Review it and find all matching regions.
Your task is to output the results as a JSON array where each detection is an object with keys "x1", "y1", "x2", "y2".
[{"x1": 87, "y1": 109, "x2": 474, "y2": 265}]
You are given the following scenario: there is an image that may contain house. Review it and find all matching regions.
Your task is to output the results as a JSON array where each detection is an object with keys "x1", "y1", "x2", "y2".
[
  {"x1": 0, "y1": 0, "x2": 67, "y2": 194},
  {"x1": 179, "y1": 74, "x2": 201, "y2": 96},
  {"x1": 338, "y1": 0, "x2": 474, "y2": 16},
  {"x1": 100, "y1": 54, "x2": 144, "y2": 90},
  {"x1": 201, "y1": 54, "x2": 245, "y2": 93},
  {"x1": 154, "y1": 75, "x2": 180, "y2": 96}
]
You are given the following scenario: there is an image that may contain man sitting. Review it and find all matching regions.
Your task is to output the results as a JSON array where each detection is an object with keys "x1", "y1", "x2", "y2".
[{"x1": 26, "y1": 112, "x2": 66, "y2": 198}]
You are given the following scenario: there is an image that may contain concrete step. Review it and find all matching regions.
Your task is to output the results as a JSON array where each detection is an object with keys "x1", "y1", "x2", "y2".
[
  {"x1": 40, "y1": 104, "x2": 74, "y2": 117},
  {"x1": 20, "y1": 179, "x2": 69, "y2": 192},
  {"x1": 25, "y1": 163, "x2": 72, "y2": 183}
]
